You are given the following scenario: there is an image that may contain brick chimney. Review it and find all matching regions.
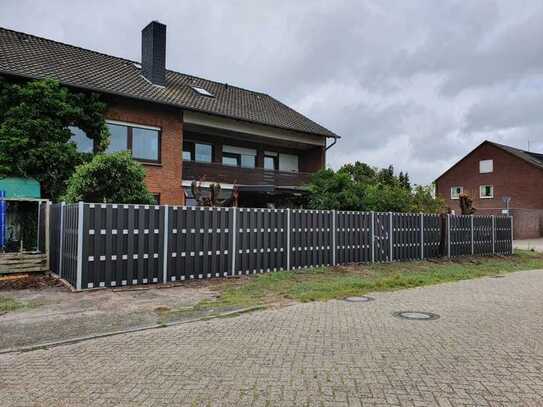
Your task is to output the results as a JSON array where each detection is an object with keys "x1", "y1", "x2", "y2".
[{"x1": 141, "y1": 21, "x2": 166, "y2": 86}]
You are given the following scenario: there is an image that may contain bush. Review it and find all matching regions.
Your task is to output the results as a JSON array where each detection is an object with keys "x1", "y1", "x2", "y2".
[
  {"x1": 63, "y1": 152, "x2": 155, "y2": 204},
  {"x1": 307, "y1": 161, "x2": 443, "y2": 213}
]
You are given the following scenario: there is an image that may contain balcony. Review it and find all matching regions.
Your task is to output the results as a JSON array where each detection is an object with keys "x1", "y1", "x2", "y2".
[{"x1": 182, "y1": 160, "x2": 313, "y2": 186}]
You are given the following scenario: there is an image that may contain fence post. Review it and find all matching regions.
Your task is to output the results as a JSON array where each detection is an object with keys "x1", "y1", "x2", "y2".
[
  {"x1": 332, "y1": 210, "x2": 336, "y2": 266},
  {"x1": 371, "y1": 211, "x2": 375, "y2": 263},
  {"x1": 162, "y1": 205, "x2": 169, "y2": 283},
  {"x1": 389, "y1": 212, "x2": 393, "y2": 262},
  {"x1": 286, "y1": 208, "x2": 291, "y2": 270},
  {"x1": 232, "y1": 207, "x2": 237, "y2": 275},
  {"x1": 58, "y1": 201, "x2": 66, "y2": 277},
  {"x1": 420, "y1": 213, "x2": 424, "y2": 260},
  {"x1": 510, "y1": 215, "x2": 514, "y2": 255},
  {"x1": 447, "y1": 213, "x2": 451, "y2": 258},
  {"x1": 491, "y1": 215, "x2": 495, "y2": 255},
  {"x1": 471, "y1": 214, "x2": 474, "y2": 256},
  {"x1": 45, "y1": 201, "x2": 50, "y2": 271},
  {"x1": 76, "y1": 202, "x2": 84, "y2": 290},
  {"x1": 36, "y1": 202, "x2": 41, "y2": 251}
]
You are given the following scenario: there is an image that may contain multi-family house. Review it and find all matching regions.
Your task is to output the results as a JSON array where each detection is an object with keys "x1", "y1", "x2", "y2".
[
  {"x1": 0, "y1": 21, "x2": 338, "y2": 207},
  {"x1": 435, "y1": 140, "x2": 543, "y2": 239}
]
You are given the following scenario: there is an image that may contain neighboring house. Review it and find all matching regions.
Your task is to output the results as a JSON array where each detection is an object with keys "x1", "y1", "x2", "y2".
[
  {"x1": 435, "y1": 140, "x2": 543, "y2": 239},
  {"x1": 0, "y1": 22, "x2": 338, "y2": 207}
]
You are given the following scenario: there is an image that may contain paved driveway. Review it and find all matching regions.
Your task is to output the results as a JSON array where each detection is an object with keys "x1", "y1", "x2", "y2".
[{"x1": 2, "y1": 270, "x2": 543, "y2": 406}]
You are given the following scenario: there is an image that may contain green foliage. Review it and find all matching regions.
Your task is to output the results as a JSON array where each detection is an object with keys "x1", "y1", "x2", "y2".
[
  {"x1": 308, "y1": 161, "x2": 443, "y2": 213},
  {"x1": 411, "y1": 185, "x2": 445, "y2": 213},
  {"x1": 63, "y1": 152, "x2": 155, "y2": 204},
  {"x1": 0, "y1": 78, "x2": 108, "y2": 200}
]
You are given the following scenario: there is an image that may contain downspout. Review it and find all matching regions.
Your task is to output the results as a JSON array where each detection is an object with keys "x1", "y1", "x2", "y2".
[{"x1": 325, "y1": 136, "x2": 337, "y2": 151}]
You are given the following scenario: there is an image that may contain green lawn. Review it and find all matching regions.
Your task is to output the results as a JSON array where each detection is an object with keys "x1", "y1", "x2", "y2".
[{"x1": 184, "y1": 250, "x2": 543, "y2": 313}]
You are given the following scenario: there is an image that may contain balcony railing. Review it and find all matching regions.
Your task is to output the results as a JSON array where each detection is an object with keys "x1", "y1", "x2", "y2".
[{"x1": 182, "y1": 160, "x2": 313, "y2": 186}]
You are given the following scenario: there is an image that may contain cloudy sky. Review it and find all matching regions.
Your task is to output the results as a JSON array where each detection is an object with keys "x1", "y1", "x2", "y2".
[{"x1": 1, "y1": 0, "x2": 542, "y2": 185}]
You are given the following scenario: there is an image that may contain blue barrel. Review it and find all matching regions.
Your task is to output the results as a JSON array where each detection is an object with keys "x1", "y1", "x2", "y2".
[{"x1": 0, "y1": 190, "x2": 5, "y2": 249}]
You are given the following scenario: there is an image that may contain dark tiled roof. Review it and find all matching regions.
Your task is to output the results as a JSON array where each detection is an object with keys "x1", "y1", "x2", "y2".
[
  {"x1": 0, "y1": 27, "x2": 338, "y2": 139},
  {"x1": 488, "y1": 141, "x2": 543, "y2": 171}
]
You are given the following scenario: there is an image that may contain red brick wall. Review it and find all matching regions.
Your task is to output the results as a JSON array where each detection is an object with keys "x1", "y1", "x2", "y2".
[
  {"x1": 436, "y1": 142, "x2": 543, "y2": 238},
  {"x1": 105, "y1": 97, "x2": 185, "y2": 205}
]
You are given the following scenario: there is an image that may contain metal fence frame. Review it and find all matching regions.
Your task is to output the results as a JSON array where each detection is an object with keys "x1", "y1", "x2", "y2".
[{"x1": 45, "y1": 203, "x2": 514, "y2": 290}]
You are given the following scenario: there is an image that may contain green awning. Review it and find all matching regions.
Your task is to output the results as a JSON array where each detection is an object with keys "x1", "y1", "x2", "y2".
[{"x1": 0, "y1": 177, "x2": 41, "y2": 199}]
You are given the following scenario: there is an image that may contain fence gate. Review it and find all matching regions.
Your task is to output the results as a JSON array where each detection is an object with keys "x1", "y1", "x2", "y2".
[{"x1": 373, "y1": 212, "x2": 391, "y2": 262}]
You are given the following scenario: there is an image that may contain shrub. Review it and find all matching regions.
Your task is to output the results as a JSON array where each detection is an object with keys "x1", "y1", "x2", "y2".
[{"x1": 63, "y1": 152, "x2": 155, "y2": 204}]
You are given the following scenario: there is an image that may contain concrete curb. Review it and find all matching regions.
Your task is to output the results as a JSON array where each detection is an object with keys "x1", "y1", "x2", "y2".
[{"x1": 0, "y1": 305, "x2": 265, "y2": 355}]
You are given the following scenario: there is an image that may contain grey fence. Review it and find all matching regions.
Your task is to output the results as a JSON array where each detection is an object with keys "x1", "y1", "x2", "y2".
[{"x1": 47, "y1": 203, "x2": 513, "y2": 290}]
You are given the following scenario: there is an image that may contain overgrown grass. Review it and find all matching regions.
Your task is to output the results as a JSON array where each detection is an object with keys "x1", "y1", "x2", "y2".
[
  {"x1": 167, "y1": 250, "x2": 543, "y2": 315},
  {"x1": 0, "y1": 296, "x2": 29, "y2": 313}
]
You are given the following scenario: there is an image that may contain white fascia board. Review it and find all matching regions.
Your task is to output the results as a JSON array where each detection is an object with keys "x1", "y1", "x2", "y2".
[
  {"x1": 106, "y1": 119, "x2": 161, "y2": 131},
  {"x1": 183, "y1": 111, "x2": 325, "y2": 147}
]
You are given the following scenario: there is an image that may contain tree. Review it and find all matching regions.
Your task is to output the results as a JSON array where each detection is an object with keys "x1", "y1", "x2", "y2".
[
  {"x1": 307, "y1": 168, "x2": 367, "y2": 211},
  {"x1": 377, "y1": 165, "x2": 396, "y2": 186},
  {"x1": 410, "y1": 185, "x2": 444, "y2": 213},
  {"x1": 63, "y1": 152, "x2": 155, "y2": 204},
  {"x1": 307, "y1": 161, "x2": 443, "y2": 213},
  {"x1": 398, "y1": 171, "x2": 411, "y2": 190},
  {"x1": 0, "y1": 78, "x2": 109, "y2": 200}
]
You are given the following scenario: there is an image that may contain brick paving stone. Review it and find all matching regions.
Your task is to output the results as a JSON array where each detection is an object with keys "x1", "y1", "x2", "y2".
[{"x1": 2, "y1": 270, "x2": 543, "y2": 406}]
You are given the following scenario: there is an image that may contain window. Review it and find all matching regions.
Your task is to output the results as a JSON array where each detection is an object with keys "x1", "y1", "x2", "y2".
[
  {"x1": 480, "y1": 159, "x2": 493, "y2": 173},
  {"x1": 279, "y1": 153, "x2": 299, "y2": 172},
  {"x1": 152, "y1": 193, "x2": 160, "y2": 204},
  {"x1": 105, "y1": 122, "x2": 160, "y2": 162},
  {"x1": 68, "y1": 126, "x2": 93, "y2": 153},
  {"x1": 264, "y1": 151, "x2": 278, "y2": 170},
  {"x1": 195, "y1": 143, "x2": 213, "y2": 162},
  {"x1": 106, "y1": 123, "x2": 129, "y2": 153},
  {"x1": 222, "y1": 145, "x2": 256, "y2": 168},
  {"x1": 132, "y1": 127, "x2": 159, "y2": 161},
  {"x1": 190, "y1": 86, "x2": 214, "y2": 97},
  {"x1": 450, "y1": 186, "x2": 463, "y2": 200},
  {"x1": 182, "y1": 142, "x2": 193, "y2": 160},
  {"x1": 480, "y1": 185, "x2": 494, "y2": 199},
  {"x1": 222, "y1": 153, "x2": 239, "y2": 166},
  {"x1": 183, "y1": 141, "x2": 213, "y2": 162}
]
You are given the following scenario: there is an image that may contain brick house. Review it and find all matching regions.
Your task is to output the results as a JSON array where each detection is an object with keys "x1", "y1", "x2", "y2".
[
  {"x1": 0, "y1": 22, "x2": 338, "y2": 207},
  {"x1": 435, "y1": 140, "x2": 543, "y2": 239}
]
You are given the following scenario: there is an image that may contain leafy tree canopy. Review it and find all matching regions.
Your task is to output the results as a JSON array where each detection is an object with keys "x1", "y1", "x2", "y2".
[
  {"x1": 63, "y1": 152, "x2": 155, "y2": 204},
  {"x1": 308, "y1": 161, "x2": 443, "y2": 213},
  {"x1": 0, "y1": 78, "x2": 109, "y2": 200}
]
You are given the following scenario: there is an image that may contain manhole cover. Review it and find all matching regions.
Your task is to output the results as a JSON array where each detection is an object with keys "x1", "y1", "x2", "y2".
[
  {"x1": 393, "y1": 311, "x2": 439, "y2": 320},
  {"x1": 344, "y1": 296, "x2": 374, "y2": 303}
]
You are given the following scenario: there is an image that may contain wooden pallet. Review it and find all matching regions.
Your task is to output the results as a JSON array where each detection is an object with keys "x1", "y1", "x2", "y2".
[{"x1": 0, "y1": 252, "x2": 48, "y2": 274}]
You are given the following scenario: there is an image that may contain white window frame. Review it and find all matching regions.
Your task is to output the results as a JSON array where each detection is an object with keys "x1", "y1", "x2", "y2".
[
  {"x1": 479, "y1": 159, "x2": 493, "y2": 174},
  {"x1": 450, "y1": 186, "x2": 463, "y2": 200},
  {"x1": 479, "y1": 185, "x2": 494, "y2": 199}
]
